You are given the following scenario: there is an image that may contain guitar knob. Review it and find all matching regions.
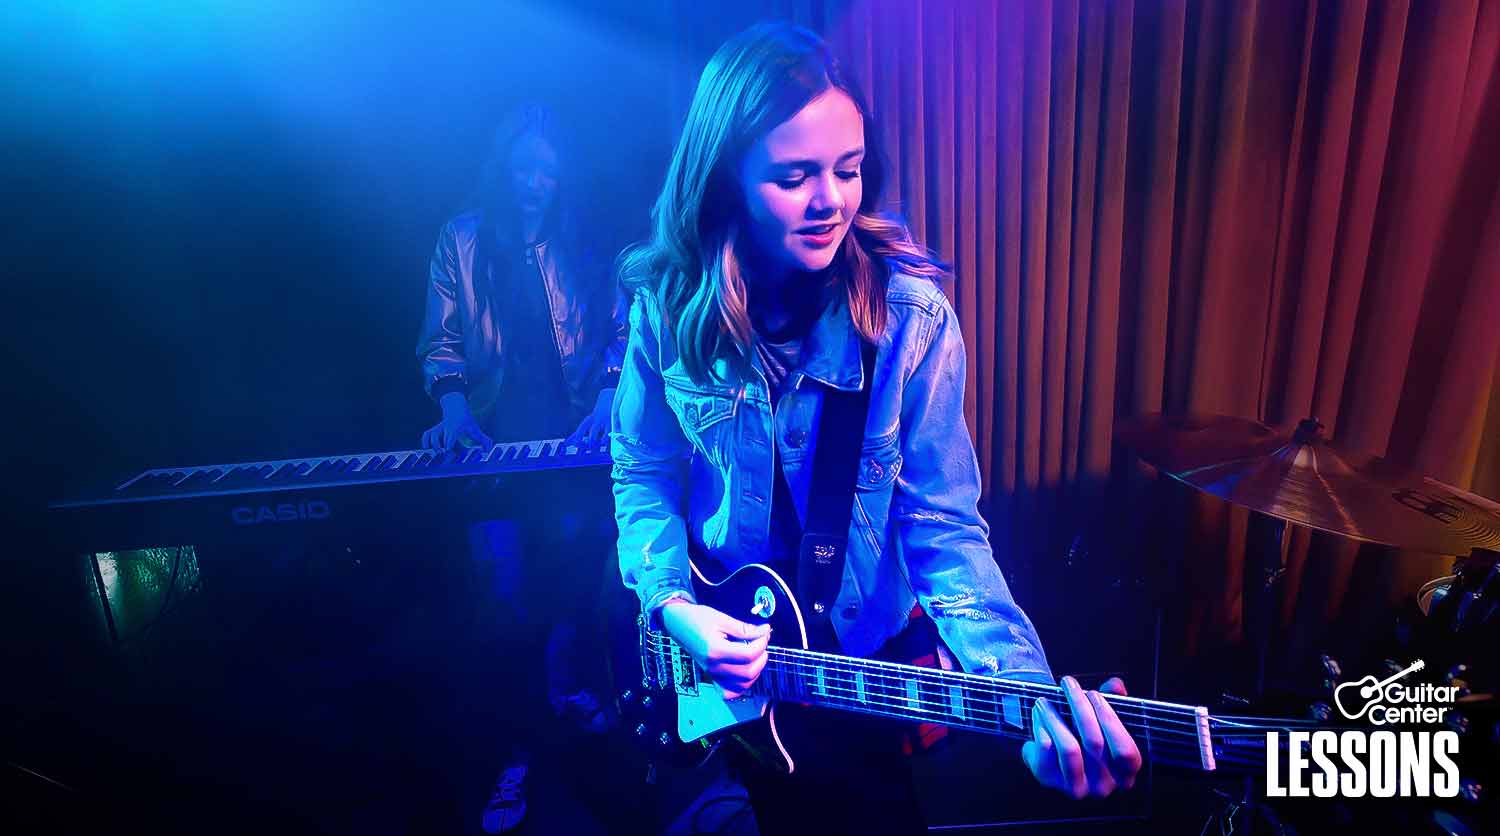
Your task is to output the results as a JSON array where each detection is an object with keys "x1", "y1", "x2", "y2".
[
  {"x1": 1446, "y1": 712, "x2": 1470, "y2": 736},
  {"x1": 658, "y1": 732, "x2": 673, "y2": 747},
  {"x1": 619, "y1": 690, "x2": 634, "y2": 703},
  {"x1": 641, "y1": 696, "x2": 654, "y2": 709},
  {"x1": 635, "y1": 724, "x2": 648, "y2": 737},
  {"x1": 1308, "y1": 703, "x2": 1332, "y2": 722}
]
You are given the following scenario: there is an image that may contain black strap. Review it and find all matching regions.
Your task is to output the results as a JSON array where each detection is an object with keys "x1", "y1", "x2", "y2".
[{"x1": 797, "y1": 342, "x2": 877, "y2": 631}]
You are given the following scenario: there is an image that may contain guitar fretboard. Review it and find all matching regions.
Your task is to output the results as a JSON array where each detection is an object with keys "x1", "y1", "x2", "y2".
[{"x1": 642, "y1": 631, "x2": 1321, "y2": 774}]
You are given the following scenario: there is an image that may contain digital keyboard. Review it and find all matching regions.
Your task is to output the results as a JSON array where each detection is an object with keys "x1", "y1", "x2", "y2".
[{"x1": 49, "y1": 438, "x2": 614, "y2": 552}]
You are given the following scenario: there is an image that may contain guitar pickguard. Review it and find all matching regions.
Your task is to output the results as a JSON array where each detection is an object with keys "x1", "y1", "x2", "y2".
[{"x1": 675, "y1": 680, "x2": 770, "y2": 743}]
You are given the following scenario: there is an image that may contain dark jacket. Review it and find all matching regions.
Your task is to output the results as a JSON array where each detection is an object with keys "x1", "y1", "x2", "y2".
[{"x1": 417, "y1": 210, "x2": 628, "y2": 420}]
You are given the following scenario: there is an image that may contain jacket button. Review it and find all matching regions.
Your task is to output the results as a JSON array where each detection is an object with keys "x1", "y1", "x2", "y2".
[
  {"x1": 842, "y1": 605, "x2": 859, "y2": 619},
  {"x1": 786, "y1": 428, "x2": 806, "y2": 448}
]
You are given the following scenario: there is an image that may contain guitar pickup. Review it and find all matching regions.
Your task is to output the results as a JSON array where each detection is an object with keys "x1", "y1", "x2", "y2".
[{"x1": 671, "y1": 645, "x2": 699, "y2": 695}]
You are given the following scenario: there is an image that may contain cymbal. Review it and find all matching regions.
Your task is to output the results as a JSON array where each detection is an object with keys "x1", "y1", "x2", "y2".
[{"x1": 1114, "y1": 413, "x2": 1500, "y2": 555}]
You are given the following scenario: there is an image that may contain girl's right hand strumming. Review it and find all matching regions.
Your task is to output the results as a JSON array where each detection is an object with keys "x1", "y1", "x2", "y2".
[{"x1": 660, "y1": 600, "x2": 772, "y2": 699}]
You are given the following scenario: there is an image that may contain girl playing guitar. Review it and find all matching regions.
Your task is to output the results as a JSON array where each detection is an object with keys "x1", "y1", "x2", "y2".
[{"x1": 611, "y1": 22, "x2": 1141, "y2": 834}]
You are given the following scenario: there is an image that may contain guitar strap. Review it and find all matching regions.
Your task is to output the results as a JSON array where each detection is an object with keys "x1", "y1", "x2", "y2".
[{"x1": 796, "y1": 341, "x2": 877, "y2": 634}]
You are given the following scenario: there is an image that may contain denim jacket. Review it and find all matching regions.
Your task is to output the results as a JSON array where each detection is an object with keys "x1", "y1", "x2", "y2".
[{"x1": 610, "y1": 269, "x2": 1053, "y2": 683}]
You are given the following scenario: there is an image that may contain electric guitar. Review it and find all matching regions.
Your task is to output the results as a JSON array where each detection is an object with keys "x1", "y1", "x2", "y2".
[{"x1": 621, "y1": 559, "x2": 1331, "y2": 776}]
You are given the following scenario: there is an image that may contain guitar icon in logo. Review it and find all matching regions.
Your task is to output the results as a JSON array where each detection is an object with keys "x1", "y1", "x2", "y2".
[{"x1": 1333, "y1": 660, "x2": 1426, "y2": 721}]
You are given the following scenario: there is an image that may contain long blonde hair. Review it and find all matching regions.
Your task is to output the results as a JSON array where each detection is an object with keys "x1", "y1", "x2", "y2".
[{"x1": 618, "y1": 22, "x2": 947, "y2": 385}]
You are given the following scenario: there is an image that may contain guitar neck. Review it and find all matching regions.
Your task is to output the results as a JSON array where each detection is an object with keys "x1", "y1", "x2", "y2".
[
  {"x1": 750, "y1": 644, "x2": 1304, "y2": 774},
  {"x1": 641, "y1": 584, "x2": 1325, "y2": 776}
]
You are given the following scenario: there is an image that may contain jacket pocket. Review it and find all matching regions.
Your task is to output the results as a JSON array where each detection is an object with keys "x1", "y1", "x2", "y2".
[
  {"x1": 852, "y1": 430, "x2": 901, "y2": 557},
  {"x1": 855, "y1": 429, "x2": 902, "y2": 491},
  {"x1": 661, "y1": 376, "x2": 738, "y2": 464}
]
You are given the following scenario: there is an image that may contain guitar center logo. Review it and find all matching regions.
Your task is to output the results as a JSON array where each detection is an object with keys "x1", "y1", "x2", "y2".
[
  {"x1": 230, "y1": 500, "x2": 332, "y2": 525},
  {"x1": 1333, "y1": 660, "x2": 1458, "y2": 725},
  {"x1": 1266, "y1": 660, "x2": 1462, "y2": 799}
]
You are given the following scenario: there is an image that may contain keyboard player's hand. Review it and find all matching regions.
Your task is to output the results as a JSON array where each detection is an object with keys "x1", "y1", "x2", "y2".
[
  {"x1": 423, "y1": 395, "x2": 494, "y2": 452},
  {"x1": 566, "y1": 387, "x2": 614, "y2": 448}
]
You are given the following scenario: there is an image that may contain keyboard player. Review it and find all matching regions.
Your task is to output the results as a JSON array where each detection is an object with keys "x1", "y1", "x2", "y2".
[{"x1": 415, "y1": 102, "x2": 625, "y2": 834}]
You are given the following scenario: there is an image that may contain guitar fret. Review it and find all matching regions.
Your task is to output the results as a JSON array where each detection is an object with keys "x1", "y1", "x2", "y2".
[
  {"x1": 1002, "y1": 693, "x2": 1023, "y2": 729},
  {"x1": 770, "y1": 650, "x2": 1035, "y2": 732},
  {"x1": 922, "y1": 678, "x2": 945, "y2": 716}
]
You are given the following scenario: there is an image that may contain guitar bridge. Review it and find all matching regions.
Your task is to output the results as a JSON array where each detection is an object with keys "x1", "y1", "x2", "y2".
[{"x1": 638, "y1": 616, "x2": 672, "y2": 690}]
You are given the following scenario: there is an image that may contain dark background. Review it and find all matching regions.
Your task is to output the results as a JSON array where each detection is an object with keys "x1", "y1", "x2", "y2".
[
  {"x1": 0, "y1": 2, "x2": 692, "y2": 832},
  {"x1": 2, "y1": 0, "x2": 683, "y2": 496}
]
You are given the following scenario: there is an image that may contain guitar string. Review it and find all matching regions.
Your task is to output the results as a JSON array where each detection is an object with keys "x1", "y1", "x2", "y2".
[
  {"x1": 752, "y1": 661, "x2": 1208, "y2": 736},
  {"x1": 745, "y1": 679, "x2": 1212, "y2": 752},
  {"x1": 644, "y1": 639, "x2": 1212, "y2": 731},
  {"x1": 760, "y1": 650, "x2": 1209, "y2": 721},
  {"x1": 643, "y1": 636, "x2": 1209, "y2": 722},
  {"x1": 644, "y1": 643, "x2": 1205, "y2": 732},
  {"x1": 645, "y1": 634, "x2": 1213, "y2": 719},
  {"x1": 644, "y1": 640, "x2": 1333, "y2": 740},
  {"x1": 767, "y1": 643, "x2": 1210, "y2": 712},
  {"x1": 639, "y1": 657, "x2": 1264, "y2": 769},
  {"x1": 652, "y1": 648, "x2": 1212, "y2": 737},
  {"x1": 646, "y1": 647, "x2": 1209, "y2": 734}
]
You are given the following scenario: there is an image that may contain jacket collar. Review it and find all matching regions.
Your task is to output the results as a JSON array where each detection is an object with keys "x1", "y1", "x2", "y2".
[
  {"x1": 794, "y1": 292, "x2": 865, "y2": 392},
  {"x1": 736, "y1": 283, "x2": 866, "y2": 395}
]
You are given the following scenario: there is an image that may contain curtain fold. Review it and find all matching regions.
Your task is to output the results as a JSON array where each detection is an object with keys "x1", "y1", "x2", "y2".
[
  {"x1": 671, "y1": 0, "x2": 1500, "y2": 679},
  {"x1": 829, "y1": 0, "x2": 1500, "y2": 677}
]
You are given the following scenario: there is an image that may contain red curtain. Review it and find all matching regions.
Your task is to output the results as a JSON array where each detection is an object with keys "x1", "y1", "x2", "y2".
[
  {"x1": 822, "y1": 0, "x2": 1500, "y2": 672},
  {"x1": 668, "y1": 0, "x2": 1500, "y2": 676}
]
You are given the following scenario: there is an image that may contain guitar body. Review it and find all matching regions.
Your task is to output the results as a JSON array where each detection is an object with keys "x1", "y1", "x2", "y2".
[
  {"x1": 619, "y1": 558, "x2": 960, "y2": 776},
  {"x1": 620, "y1": 561, "x2": 815, "y2": 774}
]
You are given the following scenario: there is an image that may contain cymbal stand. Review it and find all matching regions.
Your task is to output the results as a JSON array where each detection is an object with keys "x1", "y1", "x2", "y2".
[
  {"x1": 1208, "y1": 511, "x2": 1292, "y2": 835},
  {"x1": 1244, "y1": 511, "x2": 1291, "y2": 698}
]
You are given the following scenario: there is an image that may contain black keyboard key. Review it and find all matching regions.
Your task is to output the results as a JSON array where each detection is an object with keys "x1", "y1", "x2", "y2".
[
  {"x1": 172, "y1": 469, "x2": 221, "y2": 490},
  {"x1": 306, "y1": 460, "x2": 336, "y2": 479}
]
